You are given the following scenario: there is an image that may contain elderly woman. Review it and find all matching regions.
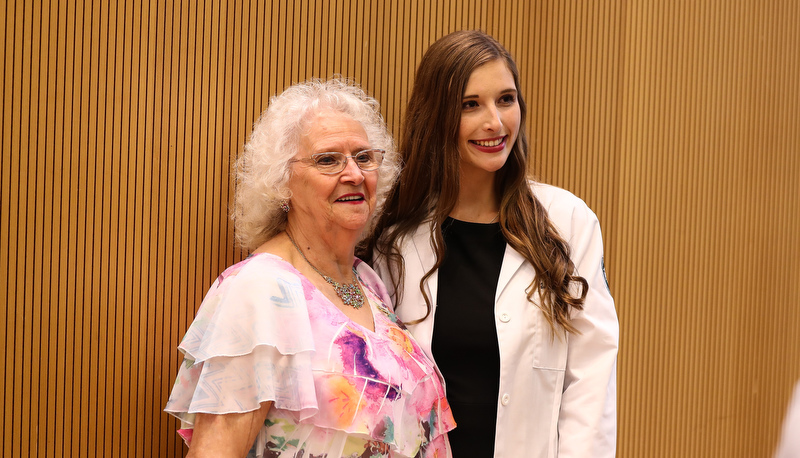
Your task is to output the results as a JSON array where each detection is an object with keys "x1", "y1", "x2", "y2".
[{"x1": 165, "y1": 79, "x2": 455, "y2": 458}]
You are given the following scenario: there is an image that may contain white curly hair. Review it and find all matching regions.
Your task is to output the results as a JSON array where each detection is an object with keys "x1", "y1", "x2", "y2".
[{"x1": 233, "y1": 77, "x2": 400, "y2": 252}]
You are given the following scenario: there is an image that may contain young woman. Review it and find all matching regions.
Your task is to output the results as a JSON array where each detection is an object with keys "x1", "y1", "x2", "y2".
[{"x1": 361, "y1": 30, "x2": 619, "y2": 457}]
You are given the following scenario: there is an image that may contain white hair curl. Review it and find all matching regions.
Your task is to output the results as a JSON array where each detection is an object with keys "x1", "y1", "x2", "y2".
[{"x1": 233, "y1": 78, "x2": 400, "y2": 251}]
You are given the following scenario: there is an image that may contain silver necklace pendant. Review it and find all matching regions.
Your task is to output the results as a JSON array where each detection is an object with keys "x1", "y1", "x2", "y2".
[{"x1": 324, "y1": 271, "x2": 364, "y2": 309}]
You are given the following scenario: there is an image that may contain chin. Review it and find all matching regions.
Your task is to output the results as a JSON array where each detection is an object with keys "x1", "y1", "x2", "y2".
[
  {"x1": 483, "y1": 160, "x2": 511, "y2": 173},
  {"x1": 338, "y1": 215, "x2": 371, "y2": 232}
]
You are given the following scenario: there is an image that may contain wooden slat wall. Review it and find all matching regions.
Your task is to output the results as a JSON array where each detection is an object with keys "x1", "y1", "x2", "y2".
[
  {"x1": 1, "y1": 1, "x2": 798, "y2": 457},
  {"x1": 616, "y1": 1, "x2": 800, "y2": 456}
]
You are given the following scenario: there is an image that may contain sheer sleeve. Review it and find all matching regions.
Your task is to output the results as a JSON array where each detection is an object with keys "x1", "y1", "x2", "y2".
[{"x1": 165, "y1": 255, "x2": 319, "y2": 426}]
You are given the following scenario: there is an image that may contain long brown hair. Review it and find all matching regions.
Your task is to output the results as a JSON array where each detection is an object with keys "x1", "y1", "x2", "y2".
[{"x1": 359, "y1": 30, "x2": 587, "y2": 335}]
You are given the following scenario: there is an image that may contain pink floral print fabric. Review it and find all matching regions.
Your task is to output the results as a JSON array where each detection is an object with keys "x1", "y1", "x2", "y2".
[{"x1": 165, "y1": 254, "x2": 455, "y2": 458}]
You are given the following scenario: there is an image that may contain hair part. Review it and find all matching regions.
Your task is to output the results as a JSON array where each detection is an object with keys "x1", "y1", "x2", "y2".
[
  {"x1": 234, "y1": 77, "x2": 400, "y2": 252},
  {"x1": 359, "y1": 30, "x2": 586, "y2": 336}
]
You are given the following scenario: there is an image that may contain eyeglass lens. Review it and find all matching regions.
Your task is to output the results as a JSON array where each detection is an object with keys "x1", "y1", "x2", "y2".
[{"x1": 312, "y1": 150, "x2": 384, "y2": 173}]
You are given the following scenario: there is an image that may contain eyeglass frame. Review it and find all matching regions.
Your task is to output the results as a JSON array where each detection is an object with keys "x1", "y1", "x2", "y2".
[{"x1": 289, "y1": 148, "x2": 386, "y2": 175}]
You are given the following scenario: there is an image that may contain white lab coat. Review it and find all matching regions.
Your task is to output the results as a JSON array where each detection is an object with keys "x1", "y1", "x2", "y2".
[{"x1": 374, "y1": 182, "x2": 619, "y2": 458}]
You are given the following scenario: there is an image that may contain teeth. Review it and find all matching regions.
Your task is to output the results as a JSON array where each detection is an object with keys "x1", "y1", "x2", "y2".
[
  {"x1": 475, "y1": 138, "x2": 503, "y2": 147},
  {"x1": 338, "y1": 196, "x2": 363, "y2": 201}
]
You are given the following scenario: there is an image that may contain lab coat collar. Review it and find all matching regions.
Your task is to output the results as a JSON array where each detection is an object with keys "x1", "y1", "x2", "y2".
[{"x1": 409, "y1": 220, "x2": 527, "y2": 303}]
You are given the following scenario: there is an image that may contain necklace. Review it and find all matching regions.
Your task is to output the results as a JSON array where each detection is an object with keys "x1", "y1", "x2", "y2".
[
  {"x1": 488, "y1": 212, "x2": 499, "y2": 223},
  {"x1": 286, "y1": 231, "x2": 365, "y2": 309}
]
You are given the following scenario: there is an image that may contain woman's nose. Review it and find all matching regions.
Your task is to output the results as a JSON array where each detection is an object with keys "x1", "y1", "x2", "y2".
[
  {"x1": 339, "y1": 157, "x2": 366, "y2": 184},
  {"x1": 484, "y1": 105, "x2": 502, "y2": 131}
]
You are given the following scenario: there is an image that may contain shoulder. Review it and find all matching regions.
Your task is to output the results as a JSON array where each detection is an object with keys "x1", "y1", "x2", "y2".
[
  {"x1": 181, "y1": 253, "x2": 314, "y2": 362},
  {"x1": 206, "y1": 253, "x2": 310, "y2": 304},
  {"x1": 529, "y1": 181, "x2": 600, "y2": 239},
  {"x1": 354, "y1": 257, "x2": 383, "y2": 289},
  {"x1": 530, "y1": 181, "x2": 593, "y2": 216},
  {"x1": 402, "y1": 221, "x2": 436, "y2": 251},
  {"x1": 197, "y1": 253, "x2": 309, "y2": 330},
  {"x1": 215, "y1": 253, "x2": 300, "y2": 286},
  {"x1": 355, "y1": 257, "x2": 394, "y2": 310},
  {"x1": 374, "y1": 221, "x2": 434, "y2": 262}
]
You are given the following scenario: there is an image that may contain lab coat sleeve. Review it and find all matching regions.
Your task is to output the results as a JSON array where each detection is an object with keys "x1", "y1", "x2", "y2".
[
  {"x1": 775, "y1": 380, "x2": 800, "y2": 458},
  {"x1": 557, "y1": 201, "x2": 619, "y2": 457}
]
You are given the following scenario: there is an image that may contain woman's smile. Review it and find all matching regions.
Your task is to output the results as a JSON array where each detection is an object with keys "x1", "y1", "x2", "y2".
[
  {"x1": 335, "y1": 193, "x2": 366, "y2": 203},
  {"x1": 469, "y1": 135, "x2": 508, "y2": 152}
]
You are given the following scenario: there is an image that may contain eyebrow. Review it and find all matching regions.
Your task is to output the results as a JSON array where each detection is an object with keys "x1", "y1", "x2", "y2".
[
  {"x1": 315, "y1": 145, "x2": 372, "y2": 153},
  {"x1": 462, "y1": 88, "x2": 517, "y2": 99}
]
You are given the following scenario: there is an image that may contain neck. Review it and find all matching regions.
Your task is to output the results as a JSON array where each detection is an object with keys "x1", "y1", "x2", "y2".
[
  {"x1": 451, "y1": 169, "x2": 500, "y2": 223},
  {"x1": 284, "y1": 222, "x2": 358, "y2": 280}
]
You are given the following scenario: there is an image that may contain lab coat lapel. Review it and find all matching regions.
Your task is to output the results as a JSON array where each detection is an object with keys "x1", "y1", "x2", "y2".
[
  {"x1": 410, "y1": 222, "x2": 438, "y2": 305},
  {"x1": 496, "y1": 244, "x2": 526, "y2": 301},
  {"x1": 412, "y1": 222, "x2": 526, "y2": 303}
]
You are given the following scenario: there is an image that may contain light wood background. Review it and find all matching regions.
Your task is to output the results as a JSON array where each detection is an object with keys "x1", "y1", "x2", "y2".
[{"x1": 2, "y1": 1, "x2": 798, "y2": 457}]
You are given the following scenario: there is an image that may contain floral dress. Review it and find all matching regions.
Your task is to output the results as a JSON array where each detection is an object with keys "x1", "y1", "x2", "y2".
[{"x1": 165, "y1": 253, "x2": 455, "y2": 458}]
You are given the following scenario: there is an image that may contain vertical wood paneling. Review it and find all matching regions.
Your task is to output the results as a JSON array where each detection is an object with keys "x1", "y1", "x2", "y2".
[
  {"x1": 0, "y1": 0, "x2": 8, "y2": 452},
  {"x1": 615, "y1": 0, "x2": 800, "y2": 456},
  {"x1": 1, "y1": 1, "x2": 798, "y2": 457}
]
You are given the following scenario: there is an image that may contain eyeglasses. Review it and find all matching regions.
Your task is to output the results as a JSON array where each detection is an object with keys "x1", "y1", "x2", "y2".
[{"x1": 291, "y1": 149, "x2": 385, "y2": 175}]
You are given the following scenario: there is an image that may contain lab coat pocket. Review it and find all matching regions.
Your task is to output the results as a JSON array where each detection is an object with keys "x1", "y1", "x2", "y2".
[
  {"x1": 530, "y1": 318, "x2": 567, "y2": 444},
  {"x1": 531, "y1": 315, "x2": 568, "y2": 371}
]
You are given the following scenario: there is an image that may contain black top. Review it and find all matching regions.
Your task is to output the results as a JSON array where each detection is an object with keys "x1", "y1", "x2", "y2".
[{"x1": 433, "y1": 217, "x2": 506, "y2": 457}]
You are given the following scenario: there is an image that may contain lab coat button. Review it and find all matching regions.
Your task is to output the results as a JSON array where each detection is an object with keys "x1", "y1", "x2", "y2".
[
  {"x1": 499, "y1": 313, "x2": 511, "y2": 323},
  {"x1": 501, "y1": 394, "x2": 510, "y2": 405}
]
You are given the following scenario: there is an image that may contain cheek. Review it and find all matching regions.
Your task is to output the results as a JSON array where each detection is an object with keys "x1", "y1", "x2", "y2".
[
  {"x1": 507, "y1": 108, "x2": 522, "y2": 134},
  {"x1": 366, "y1": 175, "x2": 379, "y2": 198},
  {"x1": 514, "y1": 105, "x2": 522, "y2": 131},
  {"x1": 458, "y1": 117, "x2": 472, "y2": 144},
  {"x1": 292, "y1": 175, "x2": 329, "y2": 208}
]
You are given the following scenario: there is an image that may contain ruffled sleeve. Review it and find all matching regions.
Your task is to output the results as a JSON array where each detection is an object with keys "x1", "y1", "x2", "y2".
[{"x1": 164, "y1": 255, "x2": 319, "y2": 427}]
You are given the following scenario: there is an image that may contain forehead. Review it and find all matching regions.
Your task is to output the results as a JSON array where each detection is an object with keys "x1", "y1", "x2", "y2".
[
  {"x1": 465, "y1": 59, "x2": 516, "y2": 92},
  {"x1": 300, "y1": 109, "x2": 369, "y2": 153}
]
